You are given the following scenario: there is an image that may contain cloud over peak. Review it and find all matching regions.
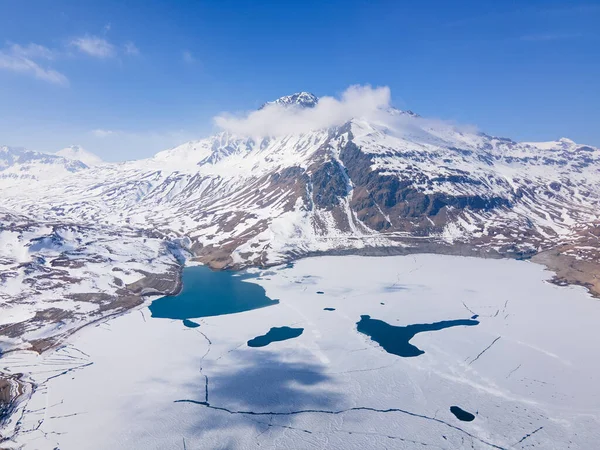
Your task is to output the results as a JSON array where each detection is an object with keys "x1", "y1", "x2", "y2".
[{"x1": 214, "y1": 85, "x2": 392, "y2": 136}]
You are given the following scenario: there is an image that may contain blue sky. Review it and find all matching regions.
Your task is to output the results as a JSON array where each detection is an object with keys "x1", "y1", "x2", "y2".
[{"x1": 1, "y1": 0, "x2": 599, "y2": 161}]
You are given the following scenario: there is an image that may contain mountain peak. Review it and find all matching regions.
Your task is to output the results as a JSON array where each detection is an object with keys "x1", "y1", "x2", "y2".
[
  {"x1": 261, "y1": 92, "x2": 318, "y2": 109},
  {"x1": 56, "y1": 145, "x2": 103, "y2": 167}
]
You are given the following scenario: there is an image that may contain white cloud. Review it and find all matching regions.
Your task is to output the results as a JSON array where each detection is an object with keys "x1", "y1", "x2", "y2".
[
  {"x1": 0, "y1": 43, "x2": 68, "y2": 85},
  {"x1": 182, "y1": 50, "x2": 195, "y2": 64},
  {"x1": 214, "y1": 85, "x2": 393, "y2": 136},
  {"x1": 0, "y1": 34, "x2": 139, "y2": 86},
  {"x1": 8, "y1": 43, "x2": 56, "y2": 60},
  {"x1": 213, "y1": 85, "x2": 478, "y2": 140},
  {"x1": 124, "y1": 41, "x2": 140, "y2": 56},
  {"x1": 70, "y1": 35, "x2": 115, "y2": 58},
  {"x1": 91, "y1": 129, "x2": 115, "y2": 138}
]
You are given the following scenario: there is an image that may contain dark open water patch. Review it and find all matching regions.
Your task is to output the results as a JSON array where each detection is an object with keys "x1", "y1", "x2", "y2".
[
  {"x1": 324, "y1": 307, "x2": 336, "y2": 311},
  {"x1": 450, "y1": 406, "x2": 476, "y2": 422},
  {"x1": 356, "y1": 315, "x2": 479, "y2": 357},
  {"x1": 183, "y1": 319, "x2": 200, "y2": 328},
  {"x1": 149, "y1": 265, "x2": 279, "y2": 320},
  {"x1": 247, "y1": 327, "x2": 304, "y2": 348},
  {"x1": 316, "y1": 291, "x2": 325, "y2": 294}
]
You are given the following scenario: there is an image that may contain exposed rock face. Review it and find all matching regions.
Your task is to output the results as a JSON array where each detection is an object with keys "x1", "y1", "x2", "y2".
[{"x1": 0, "y1": 373, "x2": 27, "y2": 430}]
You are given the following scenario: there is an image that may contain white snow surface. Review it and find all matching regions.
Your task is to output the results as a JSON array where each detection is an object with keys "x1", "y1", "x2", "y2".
[
  {"x1": 55, "y1": 145, "x2": 103, "y2": 167},
  {"x1": 2, "y1": 254, "x2": 599, "y2": 449},
  {"x1": 0, "y1": 145, "x2": 88, "y2": 184}
]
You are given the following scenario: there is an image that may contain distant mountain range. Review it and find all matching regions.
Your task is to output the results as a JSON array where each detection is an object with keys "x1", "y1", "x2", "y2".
[{"x1": 1, "y1": 92, "x2": 600, "y2": 353}]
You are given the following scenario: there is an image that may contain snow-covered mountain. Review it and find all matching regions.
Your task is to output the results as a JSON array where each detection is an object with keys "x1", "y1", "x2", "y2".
[
  {"x1": 4, "y1": 94, "x2": 600, "y2": 265},
  {"x1": 56, "y1": 145, "x2": 103, "y2": 167},
  {"x1": 2, "y1": 92, "x2": 600, "y2": 353},
  {"x1": 0, "y1": 145, "x2": 89, "y2": 183},
  {"x1": 261, "y1": 91, "x2": 318, "y2": 109}
]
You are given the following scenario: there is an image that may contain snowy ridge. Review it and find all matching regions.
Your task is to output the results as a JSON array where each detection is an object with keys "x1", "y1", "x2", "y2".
[
  {"x1": 261, "y1": 91, "x2": 318, "y2": 109},
  {"x1": 56, "y1": 145, "x2": 103, "y2": 167},
  {"x1": 0, "y1": 146, "x2": 89, "y2": 183}
]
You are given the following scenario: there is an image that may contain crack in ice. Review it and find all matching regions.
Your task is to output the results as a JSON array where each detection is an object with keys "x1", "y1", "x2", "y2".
[{"x1": 174, "y1": 400, "x2": 507, "y2": 449}]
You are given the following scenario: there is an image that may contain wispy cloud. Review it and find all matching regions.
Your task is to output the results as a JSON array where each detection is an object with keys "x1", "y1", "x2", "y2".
[
  {"x1": 182, "y1": 50, "x2": 195, "y2": 64},
  {"x1": 91, "y1": 129, "x2": 115, "y2": 138},
  {"x1": 0, "y1": 32, "x2": 140, "y2": 86},
  {"x1": 0, "y1": 42, "x2": 68, "y2": 85},
  {"x1": 520, "y1": 32, "x2": 584, "y2": 42},
  {"x1": 70, "y1": 35, "x2": 115, "y2": 58},
  {"x1": 7, "y1": 43, "x2": 56, "y2": 60},
  {"x1": 124, "y1": 41, "x2": 140, "y2": 56}
]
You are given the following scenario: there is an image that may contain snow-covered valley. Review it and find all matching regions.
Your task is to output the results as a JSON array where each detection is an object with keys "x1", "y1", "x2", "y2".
[{"x1": 2, "y1": 255, "x2": 599, "y2": 449}]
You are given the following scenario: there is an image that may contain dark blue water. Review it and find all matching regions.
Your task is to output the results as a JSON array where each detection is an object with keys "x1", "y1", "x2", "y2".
[
  {"x1": 247, "y1": 327, "x2": 304, "y2": 347},
  {"x1": 356, "y1": 315, "x2": 479, "y2": 357},
  {"x1": 323, "y1": 307, "x2": 336, "y2": 311},
  {"x1": 450, "y1": 406, "x2": 475, "y2": 422},
  {"x1": 317, "y1": 291, "x2": 325, "y2": 294},
  {"x1": 183, "y1": 319, "x2": 200, "y2": 328},
  {"x1": 149, "y1": 266, "x2": 279, "y2": 320}
]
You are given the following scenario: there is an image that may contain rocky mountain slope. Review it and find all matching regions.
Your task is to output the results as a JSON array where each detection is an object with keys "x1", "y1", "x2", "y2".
[{"x1": 1, "y1": 92, "x2": 600, "y2": 355}]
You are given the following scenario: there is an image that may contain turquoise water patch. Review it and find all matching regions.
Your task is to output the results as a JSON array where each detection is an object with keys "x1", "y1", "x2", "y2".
[
  {"x1": 356, "y1": 315, "x2": 479, "y2": 357},
  {"x1": 149, "y1": 266, "x2": 279, "y2": 320},
  {"x1": 247, "y1": 326, "x2": 304, "y2": 348}
]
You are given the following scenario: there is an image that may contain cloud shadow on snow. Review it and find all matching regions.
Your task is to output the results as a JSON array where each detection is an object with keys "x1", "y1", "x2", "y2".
[{"x1": 176, "y1": 349, "x2": 349, "y2": 440}]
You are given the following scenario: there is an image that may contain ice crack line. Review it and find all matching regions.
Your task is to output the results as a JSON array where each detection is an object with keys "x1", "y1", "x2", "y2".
[
  {"x1": 513, "y1": 426, "x2": 543, "y2": 446},
  {"x1": 43, "y1": 362, "x2": 94, "y2": 383},
  {"x1": 506, "y1": 363, "x2": 522, "y2": 379},
  {"x1": 250, "y1": 416, "x2": 443, "y2": 448},
  {"x1": 468, "y1": 336, "x2": 501, "y2": 365},
  {"x1": 462, "y1": 302, "x2": 477, "y2": 316},
  {"x1": 173, "y1": 400, "x2": 506, "y2": 449},
  {"x1": 192, "y1": 328, "x2": 212, "y2": 405}
]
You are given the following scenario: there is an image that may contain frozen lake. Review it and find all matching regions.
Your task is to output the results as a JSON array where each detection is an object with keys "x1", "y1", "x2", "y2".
[{"x1": 2, "y1": 254, "x2": 600, "y2": 449}]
